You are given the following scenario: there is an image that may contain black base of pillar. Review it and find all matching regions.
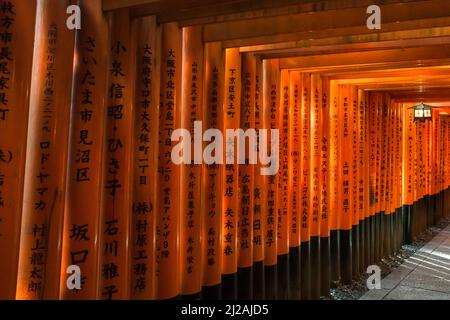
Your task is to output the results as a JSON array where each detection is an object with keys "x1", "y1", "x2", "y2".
[
  {"x1": 383, "y1": 213, "x2": 391, "y2": 259},
  {"x1": 277, "y1": 253, "x2": 289, "y2": 300},
  {"x1": 320, "y1": 236, "x2": 330, "y2": 297},
  {"x1": 264, "y1": 264, "x2": 277, "y2": 300},
  {"x1": 221, "y1": 273, "x2": 238, "y2": 300},
  {"x1": 201, "y1": 284, "x2": 221, "y2": 300},
  {"x1": 310, "y1": 236, "x2": 321, "y2": 299},
  {"x1": 330, "y1": 230, "x2": 341, "y2": 288},
  {"x1": 180, "y1": 292, "x2": 202, "y2": 300},
  {"x1": 378, "y1": 212, "x2": 385, "y2": 259},
  {"x1": 351, "y1": 225, "x2": 359, "y2": 278},
  {"x1": 403, "y1": 205, "x2": 412, "y2": 244},
  {"x1": 253, "y1": 261, "x2": 265, "y2": 300},
  {"x1": 359, "y1": 220, "x2": 366, "y2": 273},
  {"x1": 369, "y1": 214, "x2": 375, "y2": 264},
  {"x1": 364, "y1": 218, "x2": 371, "y2": 267},
  {"x1": 385, "y1": 212, "x2": 394, "y2": 257},
  {"x1": 425, "y1": 194, "x2": 432, "y2": 229},
  {"x1": 288, "y1": 246, "x2": 301, "y2": 299},
  {"x1": 411, "y1": 201, "x2": 418, "y2": 240},
  {"x1": 237, "y1": 266, "x2": 253, "y2": 299},
  {"x1": 300, "y1": 241, "x2": 311, "y2": 299},
  {"x1": 445, "y1": 188, "x2": 450, "y2": 219},
  {"x1": 395, "y1": 207, "x2": 402, "y2": 253},
  {"x1": 340, "y1": 229, "x2": 352, "y2": 285}
]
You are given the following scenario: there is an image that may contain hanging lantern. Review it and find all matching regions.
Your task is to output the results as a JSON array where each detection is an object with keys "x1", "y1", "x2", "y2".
[{"x1": 411, "y1": 103, "x2": 433, "y2": 122}]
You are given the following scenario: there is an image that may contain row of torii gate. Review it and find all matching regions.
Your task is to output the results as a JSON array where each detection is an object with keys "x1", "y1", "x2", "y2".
[{"x1": 1, "y1": 0, "x2": 450, "y2": 300}]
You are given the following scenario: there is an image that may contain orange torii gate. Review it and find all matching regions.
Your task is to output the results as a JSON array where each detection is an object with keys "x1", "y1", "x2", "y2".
[{"x1": 1, "y1": 0, "x2": 450, "y2": 301}]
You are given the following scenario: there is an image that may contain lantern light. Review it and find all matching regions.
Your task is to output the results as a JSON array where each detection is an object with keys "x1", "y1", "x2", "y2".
[{"x1": 410, "y1": 103, "x2": 433, "y2": 122}]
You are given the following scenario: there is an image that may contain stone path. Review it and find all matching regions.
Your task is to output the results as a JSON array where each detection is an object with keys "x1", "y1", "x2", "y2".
[{"x1": 361, "y1": 224, "x2": 450, "y2": 300}]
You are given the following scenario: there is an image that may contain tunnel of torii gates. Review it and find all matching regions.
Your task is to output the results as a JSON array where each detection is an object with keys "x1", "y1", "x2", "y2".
[{"x1": 2, "y1": 0, "x2": 450, "y2": 301}]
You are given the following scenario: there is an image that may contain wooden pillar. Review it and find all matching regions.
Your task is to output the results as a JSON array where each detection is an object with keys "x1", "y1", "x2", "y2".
[
  {"x1": 252, "y1": 56, "x2": 266, "y2": 300},
  {"x1": 402, "y1": 104, "x2": 414, "y2": 243},
  {"x1": 155, "y1": 22, "x2": 182, "y2": 300},
  {"x1": 329, "y1": 80, "x2": 341, "y2": 285},
  {"x1": 320, "y1": 76, "x2": 331, "y2": 297},
  {"x1": 369, "y1": 93, "x2": 378, "y2": 262},
  {"x1": 180, "y1": 25, "x2": 203, "y2": 298},
  {"x1": 60, "y1": 0, "x2": 108, "y2": 300},
  {"x1": 276, "y1": 68, "x2": 289, "y2": 299},
  {"x1": 309, "y1": 73, "x2": 321, "y2": 298},
  {"x1": 129, "y1": 15, "x2": 159, "y2": 300},
  {"x1": 288, "y1": 71, "x2": 301, "y2": 299},
  {"x1": 237, "y1": 52, "x2": 255, "y2": 299},
  {"x1": 363, "y1": 91, "x2": 371, "y2": 266},
  {"x1": 0, "y1": 0, "x2": 36, "y2": 299},
  {"x1": 300, "y1": 72, "x2": 311, "y2": 298},
  {"x1": 262, "y1": 59, "x2": 279, "y2": 299},
  {"x1": 338, "y1": 84, "x2": 353, "y2": 284},
  {"x1": 201, "y1": 41, "x2": 224, "y2": 299},
  {"x1": 357, "y1": 89, "x2": 366, "y2": 271},
  {"x1": 350, "y1": 86, "x2": 359, "y2": 277},
  {"x1": 221, "y1": 47, "x2": 240, "y2": 299},
  {"x1": 16, "y1": 0, "x2": 75, "y2": 300},
  {"x1": 99, "y1": 9, "x2": 133, "y2": 300}
]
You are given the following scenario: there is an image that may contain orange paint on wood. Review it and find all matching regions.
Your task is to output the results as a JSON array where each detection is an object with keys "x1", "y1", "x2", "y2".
[
  {"x1": 320, "y1": 76, "x2": 330, "y2": 237},
  {"x1": 16, "y1": 0, "x2": 75, "y2": 300},
  {"x1": 201, "y1": 41, "x2": 224, "y2": 286},
  {"x1": 0, "y1": 0, "x2": 36, "y2": 300},
  {"x1": 262, "y1": 59, "x2": 279, "y2": 266},
  {"x1": 253, "y1": 57, "x2": 266, "y2": 262},
  {"x1": 155, "y1": 22, "x2": 182, "y2": 299},
  {"x1": 300, "y1": 73, "x2": 312, "y2": 238},
  {"x1": 222, "y1": 48, "x2": 240, "y2": 274},
  {"x1": 329, "y1": 81, "x2": 340, "y2": 229},
  {"x1": 289, "y1": 71, "x2": 302, "y2": 245},
  {"x1": 129, "y1": 15, "x2": 159, "y2": 299},
  {"x1": 310, "y1": 74, "x2": 322, "y2": 236},
  {"x1": 238, "y1": 52, "x2": 255, "y2": 267},
  {"x1": 99, "y1": 9, "x2": 134, "y2": 300},
  {"x1": 338, "y1": 84, "x2": 352, "y2": 230},
  {"x1": 278, "y1": 69, "x2": 289, "y2": 254},
  {"x1": 180, "y1": 25, "x2": 204, "y2": 295},
  {"x1": 60, "y1": 0, "x2": 108, "y2": 300}
]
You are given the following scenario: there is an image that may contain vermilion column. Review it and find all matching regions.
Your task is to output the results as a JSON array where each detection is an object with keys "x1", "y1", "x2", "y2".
[
  {"x1": 180, "y1": 25, "x2": 203, "y2": 297},
  {"x1": 368, "y1": 93, "x2": 378, "y2": 263},
  {"x1": 288, "y1": 71, "x2": 301, "y2": 299},
  {"x1": 238, "y1": 52, "x2": 256, "y2": 299},
  {"x1": 276, "y1": 69, "x2": 289, "y2": 299},
  {"x1": 309, "y1": 73, "x2": 322, "y2": 298},
  {"x1": 356, "y1": 89, "x2": 366, "y2": 270},
  {"x1": 99, "y1": 9, "x2": 133, "y2": 300},
  {"x1": 329, "y1": 80, "x2": 341, "y2": 283},
  {"x1": 201, "y1": 42, "x2": 224, "y2": 298},
  {"x1": 300, "y1": 72, "x2": 311, "y2": 299},
  {"x1": 338, "y1": 84, "x2": 353, "y2": 284},
  {"x1": 16, "y1": 0, "x2": 75, "y2": 300},
  {"x1": 253, "y1": 57, "x2": 266, "y2": 299},
  {"x1": 0, "y1": 0, "x2": 36, "y2": 300},
  {"x1": 320, "y1": 76, "x2": 331, "y2": 297},
  {"x1": 60, "y1": 0, "x2": 108, "y2": 300},
  {"x1": 221, "y1": 48, "x2": 241, "y2": 299},
  {"x1": 349, "y1": 86, "x2": 360, "y2": 277},
  {"x1": 130, "y1": 15, "x2": 159, "y2": 300},
  {"x1": 155, "y1": 22, "x2": 182, "y2": 300},
  {"x1": 262, "y1": 59, "x2": 279, "y2": 299}
]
